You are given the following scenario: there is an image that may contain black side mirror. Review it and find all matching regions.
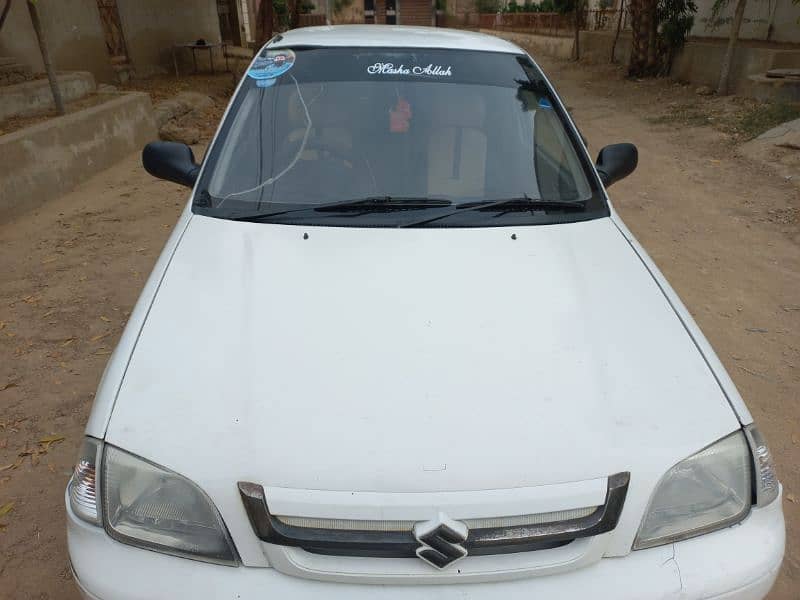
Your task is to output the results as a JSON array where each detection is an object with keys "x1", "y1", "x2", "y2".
[
  {"x1": 142, "y1": 141, "x2": 200, "y2": 188},
  {"x1": 595, "y1": 143, "x2": 638, "y2": 188}
]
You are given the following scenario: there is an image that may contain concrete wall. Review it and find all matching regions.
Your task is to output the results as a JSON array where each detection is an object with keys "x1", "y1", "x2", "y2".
[
  {"x1": 0, "y1": 92, "x2": 157, "y2": 221},
  {"x1": 480, "y1": 29, "x2": 575, "y2": 60},
  {"x1": 671, "y1": 38, "x2": 800, "y2": 94},
  {"x1": 0, "y1": 72, "x2": 96, "y2": 121},
  {"x1": 116, "y1": 0, "x2": 222, "y2": 77},
  {"x1": 579, "y1": 30, "x2": 631, "y2": 64},
  {"x1": 692, "y1": 0, "x2": 800, "y2": 44},
  {"x1": 0, "y1": 0, "x2": 115, "y2": 82}
]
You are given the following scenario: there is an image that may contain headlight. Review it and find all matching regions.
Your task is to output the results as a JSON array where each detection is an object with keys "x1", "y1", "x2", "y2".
[
  {"x1": 68, "y1": 437, "x2": 103, "y2": 525},
  {"x1": 634, "y1": 431, "x2": 752, "y2": 550},
  {"x1": 101, "y1": 445, "x2": 238, "y2": 566}
]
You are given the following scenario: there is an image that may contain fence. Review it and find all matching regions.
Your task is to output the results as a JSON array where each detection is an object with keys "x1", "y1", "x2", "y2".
[
  {"x1": 585, "y1": 9, "x2": 629, "y2": 32},
  {"x1": 297, "y1": 13, "x2": 327, "y2": 27},
  {"x1": 436, "y1": 12, "x2": 481, "y2": 29},
  {"x1": 479, "y1": 12, "x2": 574, "y2": 37},
  {"x1": 473, "y1": 9, "x2": 629, "y2": 37}
]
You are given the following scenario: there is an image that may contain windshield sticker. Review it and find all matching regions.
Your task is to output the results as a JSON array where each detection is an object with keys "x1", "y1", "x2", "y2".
[
  {"x1": 538, "y1": 97, "x2": 553, "y2": 109},
  {"x1": 248, "y1": 49, "x2": 296, "y2": 86},
  {"x1": 367, "y1": 62, "x2": 453, "y2": 78}
]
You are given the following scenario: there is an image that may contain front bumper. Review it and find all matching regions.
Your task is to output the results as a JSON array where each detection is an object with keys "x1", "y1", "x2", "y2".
[{"x1": 68, "y1": 493, "x2": 785, "y2": 600}]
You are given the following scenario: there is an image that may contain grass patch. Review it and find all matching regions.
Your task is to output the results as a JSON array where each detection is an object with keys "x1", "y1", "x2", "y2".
[
  {"x1": 734, "y1": 102, "x2": 800, "y2": 140},
  {"x1": 646, "y1": 104, "x2": 712, "y2": 128},
  {"x1": 646, "y1": 99, "x2": 800, "y2": 141}
]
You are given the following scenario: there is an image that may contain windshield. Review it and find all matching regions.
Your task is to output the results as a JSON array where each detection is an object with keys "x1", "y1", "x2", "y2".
[{"x1": 194, "y1": 47, "x2": 606, "y2": 227}]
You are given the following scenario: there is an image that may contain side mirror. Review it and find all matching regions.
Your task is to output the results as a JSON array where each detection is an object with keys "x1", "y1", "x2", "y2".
[
  {"x1": 595, "y1": 143, "x2": 638, "y2": 188},
  {"x1": 142, "y1": 141, "x2": 200, "y2": 188}
]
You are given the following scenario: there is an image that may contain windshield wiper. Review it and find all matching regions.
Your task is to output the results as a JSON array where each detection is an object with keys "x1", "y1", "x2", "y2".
[
  {"x1": 315, "y1": 196, "x2": 452, "y2": 212},
  {"x1": 400, "y1": 196, "x2": 587, "y2": 228},
  {"x1": 228, "y1": 196, "x2": 452, "y2": 221}
]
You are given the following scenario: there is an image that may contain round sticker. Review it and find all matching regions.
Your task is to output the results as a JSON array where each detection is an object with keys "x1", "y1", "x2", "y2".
[{"x1": 248, "y1": 49, "x2": 296, "y2": 83}]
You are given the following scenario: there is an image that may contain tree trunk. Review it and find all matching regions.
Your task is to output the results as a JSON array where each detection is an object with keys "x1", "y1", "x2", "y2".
[
  {"x1": 628, "y1": 0, "x2": 658, "y2": 76},
  {"x1": 255, "y1": 0, "x2": 274, "y2": 46},
  {"x1": 573, "y1": 2, "x2": 581, "y2": 61},
  {"x1": 325, "y1": 0, "x2": 333, "y2": 24},
  {"x1": 628, "y1": 0, "x2": 646, "y2": 76},
  {"x1": 610, "y1": 0, "x2": 625, "y2": 63},
  {"x1": 717, "y1": 0, "x2": 747, "y2": 95},
  {"x1": 645, "y1": 0, "x2": 658, "y2": 73},
  {"x1": 27, "y1": 1, "x2": 64, "y2": 115},
  {"x1": 0, "y1": 0, "x2": 12, "y2": 32}
]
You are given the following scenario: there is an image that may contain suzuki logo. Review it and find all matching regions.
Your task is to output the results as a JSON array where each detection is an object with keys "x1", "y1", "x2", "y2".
[{"x1": 413, "y1": 512, "x2": 469, "y2": 569}]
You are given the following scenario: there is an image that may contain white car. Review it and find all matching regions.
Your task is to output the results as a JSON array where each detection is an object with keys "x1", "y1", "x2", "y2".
[{"x1": 66, "y1": 26, "x2": 785, "y2": 600}]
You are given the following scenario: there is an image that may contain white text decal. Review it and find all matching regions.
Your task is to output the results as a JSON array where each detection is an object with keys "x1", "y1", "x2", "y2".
[{"x1": 367, "y1": 62, "x2": 453, "y2": 77}]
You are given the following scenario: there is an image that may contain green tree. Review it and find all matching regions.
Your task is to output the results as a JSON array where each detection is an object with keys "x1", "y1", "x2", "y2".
[
  {"x1": 628, "y1": 0, "x2": 695, "y2": 77},
  {"x1": 711, "y1": 0, "x2": 748, "y2": 94}
]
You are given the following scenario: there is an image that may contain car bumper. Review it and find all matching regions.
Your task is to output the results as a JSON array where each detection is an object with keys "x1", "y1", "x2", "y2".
[{"x1": 68, "y1": 493, "x2": 785, "y2": 600}]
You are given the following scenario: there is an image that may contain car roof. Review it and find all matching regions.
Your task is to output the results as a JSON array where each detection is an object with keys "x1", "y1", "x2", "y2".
[{"x1": 269, "y1": 25, "x2": 524, "y2": 54}]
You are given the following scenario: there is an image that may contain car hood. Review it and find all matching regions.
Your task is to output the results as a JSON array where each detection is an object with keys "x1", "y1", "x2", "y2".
[{"x1": 107, "y1": 215, "x2": 738, "y2": 497}]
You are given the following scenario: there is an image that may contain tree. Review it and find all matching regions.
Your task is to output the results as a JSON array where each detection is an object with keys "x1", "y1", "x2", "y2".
[
  {"x1": 26, "y1": 0, "x2": 64, "y2": 115},
  {"x1": 716, "y1": 0, "x2": 747, "y2": 95},
  {"x1": 573, "y1": 0, "x2": 584, "y2": 60},
  {"x1": 610, "y1": 0, "x2": 626, "y2": 62},
  {"x1": 628, "y1": 0, "x2": 657, "y2": 76},
  {"x1": 628, "y1": 0, "x2": 695, "y2": 76},
  {"x1": 255, "y1": 0, "x2": 274, "y2": 46},
  {"x1": 0, "y1": 0, "x2": 12, "y2": 32}
]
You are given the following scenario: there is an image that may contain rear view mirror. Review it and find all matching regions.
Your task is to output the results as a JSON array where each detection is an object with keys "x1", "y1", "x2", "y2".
[
  {"x1": 595, "y1": 143, "x2": 638, "y2": 188},
  {"x1": 142, "y1": 141, "x2": 200, "y2": 188}
]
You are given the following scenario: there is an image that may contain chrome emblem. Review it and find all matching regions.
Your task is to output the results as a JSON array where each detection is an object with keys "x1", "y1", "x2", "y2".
[{"x1": 413, "y1": 512, "x2": 468, "y2": 569}]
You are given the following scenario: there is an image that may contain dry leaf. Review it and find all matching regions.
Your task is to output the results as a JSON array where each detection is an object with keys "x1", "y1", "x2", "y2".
[
  {"x1": 41, "y1": 256, "x2": 58, "y2": 264},
  {"x1": 94, "y1": 349, "x2": 112, "y2": 356},
  {"x1": 0, "y1": 464, "x2": 15, "y2": 472},
  {"x1": 787, "y1": 493, "x2": 796, "y2": 503},
  {"x1": 90, "y1": 332, "x2": 111, "y2": 343},
  {"x1": 39, "y1": 435, "x2": 65, "y2": 445},
  {"x1": 99, "y1": 316, "x2": 111, "y2": 323},
  {"x1": 0, "y1": 502, "x2": 13, "y2": 517},
  {"x1": 42, "y1": 310, "x2": 55, "y2": 318},
  {"x1": 0, "y1": 382, "x2": 18, "y2": 392},
  {"x1": 61, "y1": 338, "x2": 75, "y2": 347}
]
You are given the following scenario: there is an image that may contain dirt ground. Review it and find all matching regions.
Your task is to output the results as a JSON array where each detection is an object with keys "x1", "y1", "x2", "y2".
[{"x1": 1, "y1": 56, "x2": 798, "y2": 599}]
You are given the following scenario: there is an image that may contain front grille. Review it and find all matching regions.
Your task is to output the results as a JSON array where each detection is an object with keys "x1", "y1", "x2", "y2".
[
  {"x1": 238, "y1": 473, "x2": 629, "y2": 559},
  {"x1": 275, "y1": 506, "x2": 598, "y2": 532}
]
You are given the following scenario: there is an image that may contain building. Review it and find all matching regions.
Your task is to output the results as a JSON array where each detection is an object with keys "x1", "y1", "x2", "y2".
[
  {"x1": 0, "y1": 0, "x2": 224, "y2": 83},
  {"x1": 332, "y1": 0, "x2": 437, "y2": 26}
]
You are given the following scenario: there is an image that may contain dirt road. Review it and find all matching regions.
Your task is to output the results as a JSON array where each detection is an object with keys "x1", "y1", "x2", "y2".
[{"x1": 1, "y1": 57, "x2": 798, "y2": 599}]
